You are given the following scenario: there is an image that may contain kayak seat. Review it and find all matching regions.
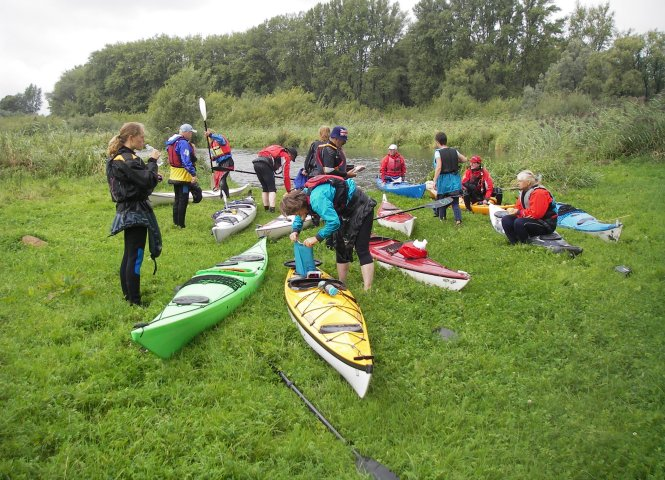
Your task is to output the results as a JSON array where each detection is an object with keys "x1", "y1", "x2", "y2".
[
  {"x1": 288, "y1": 277, "x2": 347, "y2": 291},
  {"x1": 380, "y1": 242, "x2": 403, "y2": 255},
  {"x1": 173, "y1": 295, "x2": 210, "y2": 305},
  {"x1": 183, "y1": 274, "x2": 246, "y2": 291},
  {"x1": 319, "y1": 323, "x2": 363, "y2": 334},
  {"x1": 217, "y1": 254, "x2": 265, "y2": 266}
]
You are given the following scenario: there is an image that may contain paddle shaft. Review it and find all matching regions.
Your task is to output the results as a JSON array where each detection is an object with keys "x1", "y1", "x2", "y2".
[
  {"x1": 374, "y1": 197, "x2": 452, "y2": 221},
  {"x1": 275, "y1": 369, "x2": 399, "y2": 480},
  {"x1": 198, "y1": 98, "x2": 215, "y2": 171},
  {"x1": 215, "y1": 166, "x2": 290, "y2": 180}
]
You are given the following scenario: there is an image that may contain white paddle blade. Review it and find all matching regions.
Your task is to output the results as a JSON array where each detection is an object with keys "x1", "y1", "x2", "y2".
[{"x1": 198, "y1": 97, "x2": 207, "y2": 121}]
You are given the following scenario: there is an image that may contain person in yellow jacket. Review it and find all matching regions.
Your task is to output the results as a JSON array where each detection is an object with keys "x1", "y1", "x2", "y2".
[{"x1": 165, "y1": 124, "x2": 198, "y2": 227}]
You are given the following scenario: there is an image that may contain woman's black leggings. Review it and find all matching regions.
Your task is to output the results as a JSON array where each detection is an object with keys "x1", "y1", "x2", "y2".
[
  {"x1": 253, "y1": 160, "x2": 276, "y2": 192},
  {"x1": 335, "y1": 211, "x2": 374, "y2": 266},
  {"x1": 120, "y1": 226, "x2": 147, "y2": 304}
]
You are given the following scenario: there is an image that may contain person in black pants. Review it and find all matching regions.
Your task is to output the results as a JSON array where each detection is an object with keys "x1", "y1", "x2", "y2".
[
  {"x1": 252, "y1": 144, "x2": 298, "y2": 211},
  {"x1": 106, "y1": 122, "x2": 163, "y2": 305},
  {"x1": 165, "y1": 124, "x2": 198, "y2": 228},
  {"x1": 501, "y1": 170, "x2": 557, "y2": 244}
]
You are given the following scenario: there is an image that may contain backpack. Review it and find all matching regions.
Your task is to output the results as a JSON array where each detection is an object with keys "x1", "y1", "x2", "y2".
[{"x1": 304, "y1": 175, "x2": 348, "y2": 211}]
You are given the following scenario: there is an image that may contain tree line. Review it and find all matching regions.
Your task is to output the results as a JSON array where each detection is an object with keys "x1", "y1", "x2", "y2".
[{"x1": 18, "y1": 0, "x2": 665, "y2": 116}]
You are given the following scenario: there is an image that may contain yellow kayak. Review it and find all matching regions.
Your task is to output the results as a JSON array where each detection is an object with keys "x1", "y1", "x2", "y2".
[{"x1": 284, "y1": 268, "x2": 373, "y2": 398}]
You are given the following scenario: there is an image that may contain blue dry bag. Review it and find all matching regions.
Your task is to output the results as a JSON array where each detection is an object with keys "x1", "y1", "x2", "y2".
[{"x1": 294, "y1": 242, "x2": 316, "y2": 276}]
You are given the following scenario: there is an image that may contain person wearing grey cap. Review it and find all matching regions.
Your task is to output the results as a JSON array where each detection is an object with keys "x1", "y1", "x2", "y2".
[{"x1": 165, "y1": 123, "x2": 199, "y2": 228}]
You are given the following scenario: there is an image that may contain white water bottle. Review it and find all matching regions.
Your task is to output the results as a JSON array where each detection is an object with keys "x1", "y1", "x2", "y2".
[
  {"x1": 318, "y1": 280, "x2": 338, "y2": 296},
  {"x1": 146, "y1": 144, "x2": 163, "y2": 166}
]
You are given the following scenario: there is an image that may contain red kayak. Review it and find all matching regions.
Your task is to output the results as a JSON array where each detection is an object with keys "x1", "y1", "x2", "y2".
[
  {"x1": 369, "y1": 236, "x2": 470, "y2": 291},
  {"x1": 377, "y1": 194, "x2": 415, "y2": 237}
]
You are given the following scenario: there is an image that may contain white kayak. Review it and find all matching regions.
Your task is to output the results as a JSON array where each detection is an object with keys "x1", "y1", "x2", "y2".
[
  {"x1": 255, "y1": 214, "x2": 314, "y2": 240},
  {"x1": 149, "y1": 184, "x2": 250, "y2": 206},
  {"x1": 211, "y1": 196, "x2": 257, "y2": 242},
  {"x1": 376, "y1": 194, "x2": 415, "y2": 237}
]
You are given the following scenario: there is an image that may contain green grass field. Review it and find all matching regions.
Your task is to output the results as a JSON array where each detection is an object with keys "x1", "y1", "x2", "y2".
[{"x1": 1, "y1": 160, "x2": 663, "y2": 479}]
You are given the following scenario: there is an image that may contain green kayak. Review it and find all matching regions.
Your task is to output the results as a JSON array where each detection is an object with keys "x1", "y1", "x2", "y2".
[{"x1": 131, "y1": 237, "x2": 268, "y2": 358}]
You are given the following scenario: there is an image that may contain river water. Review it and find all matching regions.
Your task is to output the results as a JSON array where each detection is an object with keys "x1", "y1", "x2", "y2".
[{"x1": 193, "y1": 146, "x2": 437, "y2": 190}]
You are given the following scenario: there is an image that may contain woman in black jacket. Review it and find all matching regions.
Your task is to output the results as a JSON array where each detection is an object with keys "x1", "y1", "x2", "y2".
[{"x1": 106, "y1": 122, "x2": 162, "y2": 306}]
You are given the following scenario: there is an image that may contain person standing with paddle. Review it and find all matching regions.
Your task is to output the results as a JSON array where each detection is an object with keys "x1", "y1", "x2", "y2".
[
  {"x1": 205, "y1": 128, "x2": 234, "y2": 198},
  {"x1": 106, "y1": 122, "x2": 162, "y2": 306},
  {"x1": 252, "y1": 145, "x2": 298, "y2": 212},
  {"x1": 281, "y1": 176, "x2": 376, "y2": 291}
]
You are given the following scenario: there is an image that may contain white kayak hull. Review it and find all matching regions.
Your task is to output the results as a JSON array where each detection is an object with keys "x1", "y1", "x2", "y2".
[
  {"x1": 211, "y1": 197, "x2": 257, "y2": 242},
  {"x1": 256, "y1": 215, "x2": 313, "y2": 240},
  {"x1": 376, "y1": 261, "x2": 470, "y2": 291},
  {"x1": 287, "y1": 309, "x2": 371, "y2": 398},
  {"x1": 150, "y1": 184, "x2": 249, "y2": 206}
]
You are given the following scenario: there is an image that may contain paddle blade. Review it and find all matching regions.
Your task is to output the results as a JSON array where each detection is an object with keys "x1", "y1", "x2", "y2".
[
  {"x1": 425, "y1": 197, "x2": 453, "y2": 209},
  {"x1": 356, "y1": 455, "x2": 400, "y2": 480},
  {"x1": 198, "y1": 97, "x2": 207, "y2": 121}
]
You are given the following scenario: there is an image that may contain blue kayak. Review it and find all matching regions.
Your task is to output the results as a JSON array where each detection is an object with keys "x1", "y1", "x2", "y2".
[
  {"x1": 375, "y1": 177, "x2": 426, "y2": 198},
  {"x1": 555, "y1": 203, "x2": 623, "y2": 242}
]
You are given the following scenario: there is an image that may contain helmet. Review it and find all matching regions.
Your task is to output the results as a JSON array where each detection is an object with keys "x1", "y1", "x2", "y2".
[{"x1": 470, "y1": 155, "x2": 482, "y2": 166}]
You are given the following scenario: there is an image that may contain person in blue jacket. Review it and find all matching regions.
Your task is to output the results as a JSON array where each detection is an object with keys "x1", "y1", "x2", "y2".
[
  {"x1": 206, "y1": 128, "x2": 234, "y2": 198},
  {"x1": 165, "y1": 124, "x2": 198, "y2": 228},
  {"x1": 280, "y1": 176, "x2": 376, "y2": 291}
]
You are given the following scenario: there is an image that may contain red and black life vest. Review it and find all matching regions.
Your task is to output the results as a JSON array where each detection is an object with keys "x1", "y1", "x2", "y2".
[
  {"x1": 304, "y1": 175, "x2": 348, "y2": 211},
  {"x1": 521, "y1": 185, "x2": 557, "y2": 222},
  {"x1": 314, "y1": 143, "x2": 346, "y2": 174}
]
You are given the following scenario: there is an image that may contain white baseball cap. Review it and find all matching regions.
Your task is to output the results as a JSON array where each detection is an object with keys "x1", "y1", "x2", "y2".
[{"x1": 389, "y1": 144, "x2": 398, "y2": 150}]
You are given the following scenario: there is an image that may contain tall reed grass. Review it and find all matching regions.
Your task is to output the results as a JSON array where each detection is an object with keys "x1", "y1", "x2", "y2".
[{"x1": 1, "y1": 92, "x2": 662, "y2": 183}]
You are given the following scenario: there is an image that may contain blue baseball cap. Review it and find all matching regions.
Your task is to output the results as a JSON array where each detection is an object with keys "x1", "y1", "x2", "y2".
[{"x1": 330, "y1": 126, "x2": 348, "y2": 141}]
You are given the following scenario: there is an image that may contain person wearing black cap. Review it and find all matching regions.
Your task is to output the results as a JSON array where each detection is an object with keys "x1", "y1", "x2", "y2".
[
  {"x1": 308, "y1": 125, "x2": 365, "y2": 178},
  {"x1": 252, "y1": 144, "x2": 298, "y2": 212}
]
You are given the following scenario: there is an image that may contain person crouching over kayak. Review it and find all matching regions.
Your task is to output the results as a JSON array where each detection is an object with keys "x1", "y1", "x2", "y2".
[
  {"x1": 281, "y1": 176, "x2": 377, "y2": 291},
  {"x1": 501, "y1": 170, "x2": 557, "y2": 244},
  {"x1": 252, "y1": 144, "x2": 298, "y2": 212}
]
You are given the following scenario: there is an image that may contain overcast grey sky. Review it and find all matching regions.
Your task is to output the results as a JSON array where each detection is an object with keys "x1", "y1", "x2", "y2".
[{"x1": 0, "y1": 0, "x2": 662, "y2": 113}]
